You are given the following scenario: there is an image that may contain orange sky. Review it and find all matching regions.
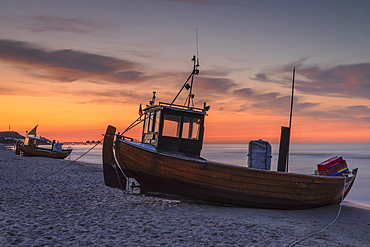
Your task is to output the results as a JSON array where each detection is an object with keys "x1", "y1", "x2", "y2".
[
  {"x1": 1, "y1": 1, "x2": 370, "y2": 144},
  {"x1": 1, "y1": 87, "x2": 369, "y2": 144},
  {"x1": 1, "y1": 50, "x2": 370, "y2": 143}
]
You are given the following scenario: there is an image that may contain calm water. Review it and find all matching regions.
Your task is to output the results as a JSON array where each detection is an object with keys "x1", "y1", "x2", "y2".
[{"x1": 64, "y1": 143, "x2": 370, "y2": 205}]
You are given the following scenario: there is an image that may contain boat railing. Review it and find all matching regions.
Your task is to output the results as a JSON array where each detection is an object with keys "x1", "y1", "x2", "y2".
[{"x1": 117, "y1": 135, "x2": 134, "y2": 142}]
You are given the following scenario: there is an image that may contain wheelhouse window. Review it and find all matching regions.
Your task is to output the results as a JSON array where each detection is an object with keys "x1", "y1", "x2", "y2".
[
  {"x1": 143, "y1": 111, "x2": 159, "y2": 134},
  {"x1": 182, "y1": 117, "x2": 201, "y2": 140},
  {"x1": 154, "y1": 111, "x2": 161, "y2": 133},
  {"x1": 162, "y1": 114, "x2": 181, "y2": 138},
  {"x1": 143, "y1": 113, "x2": 149, "y2": 134},
  {"x1": 148, "y1": 112, "x2": 154, "y2": 132}
]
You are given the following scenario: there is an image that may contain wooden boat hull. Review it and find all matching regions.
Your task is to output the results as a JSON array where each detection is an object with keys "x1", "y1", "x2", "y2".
[
  {"x1": 103, "y1": 126, "x2": 358, "y2": 209},
  {"x1": 19, "y1": 144, "x2": 72, "y2": 159},
  {"x1": 102, "y1": 125, "x2": 127, "y2": 189}
]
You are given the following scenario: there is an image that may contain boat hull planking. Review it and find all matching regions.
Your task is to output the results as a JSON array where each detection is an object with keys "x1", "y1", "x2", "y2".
[
  {"x1": 19, "y1": 144, "x2": 72, "y2": 159},
  {"x1": 103, "y1": 126, "x2": 357, "y2": 209}
]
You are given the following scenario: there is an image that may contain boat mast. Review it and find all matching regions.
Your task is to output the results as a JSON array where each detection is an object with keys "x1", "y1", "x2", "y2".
[
  {"x1": 289, "y1": 67, "x2": 296, "y2": 130},
  {"x1": 277, "y1": 67, "x2": 296, "y2": 173}
]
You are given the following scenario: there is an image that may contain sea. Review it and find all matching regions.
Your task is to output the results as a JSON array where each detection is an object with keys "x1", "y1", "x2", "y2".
[{"x1": 64, "y1": 143, "x2": 370, "y2": 206}]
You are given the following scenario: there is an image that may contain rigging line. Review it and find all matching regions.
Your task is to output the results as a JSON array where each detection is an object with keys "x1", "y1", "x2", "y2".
[
  {"x1": 123, "y1": 116, "x2": 143, "y2": 133},
  {"x1": 171, "y1": 71, "x2": 193, "y2": 105},
  {"x1": 288, "y1": 174, "x2": 348, "y2": 247},
  {"x1": 111, "y1": 161, "x2": 127, "y2": 193},
  {"x1": 184, "y1": 94, "x2": 190, "y2": 107},
  {"x1": 111, "y1": 137, "x2": 129, "y2": 193},
  {"x1": 13, "y1": 139, "x2": 103, "y2": 190},
  {"x1": 122, "y1": 113, "x2": 152, "y2": 135}
]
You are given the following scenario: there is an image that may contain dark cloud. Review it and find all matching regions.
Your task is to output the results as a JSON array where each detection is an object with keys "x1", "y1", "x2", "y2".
[
  {"x1": 361, "y1": 117, "x2": 370, "y2": 122},
  {"x1": 233, "y1": 87, "x2": 369, "y2": 123},
  {"x1": 0, "y1": 85, "x2": 25, "y2": 96},
  {"x1": 302, "y1": 105, "x2": 370, "y2": 122},
  {"x1": 250, "y1": 73, "x2": 272, "y2": 82},
  {"x1": 195, "y1": 76, "x2": 237, "y2": 93},
  {"x1": 346, "y1": 105, "x2": 370, "y2": 114},
  {"x1": 234, "y1": 88, "x2": 279, "y2": 101},
  {"x1": 0, "y1": 39, "x2": 151, "y2": 84},
  {"x1": 67, "y1": 88, "x2": 145, "y2": 105},
  {"x1": 251, "y1": 95, "x2": 318, "y2": 114},
  {"x1": 233, "y1": 87, "x2": 318, "y2": 114},
  {"x1": 234, "y1": 88, "x2": 254, "y2": 97},
  {"x1": 295, "y1": 63, "x2": 370, "y2": 98},
  {"x1": 252, "y1": 60, "x2": 370, "y2": 99}
]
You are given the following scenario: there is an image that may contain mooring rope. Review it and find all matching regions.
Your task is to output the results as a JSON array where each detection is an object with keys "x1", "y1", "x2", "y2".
[
  {"x1": 288, "y1": 174, "x2": 348, "y2": 247},
  {"x1": 14, "y1": 139, "x2": 103, "y2": 190}
]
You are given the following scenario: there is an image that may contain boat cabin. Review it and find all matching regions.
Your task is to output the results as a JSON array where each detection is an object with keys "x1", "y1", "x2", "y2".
[
  {"x1": 142, "y1": 102, "x2": 206, "y2": 156},
  {"x1": 24, "y1": 135, "x2": 41, "y2": 148}
]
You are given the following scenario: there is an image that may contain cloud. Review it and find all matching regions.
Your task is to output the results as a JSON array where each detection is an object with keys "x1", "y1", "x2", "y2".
[
  {"x1": 0, "y1": 39, "x2": 151, "y2": 84},
  {"x1": 233, "y1": 87, "x2": 370, "y2": 122},
  {"x1": 0, "y1": 84, "x2": 26, "y2": 96},
  {"x1": 233, "y1": 87, "x2": 318, "y2": 114},
  {"x1": 252, "y1": 95, "x2": 317, "y2": 113},
  {"x1": 65, "y1": 88, "x2": 146, "y2": 105},
  {"x1": 26, "y1": 15, "x2": 104, "y2": 33},
  {"x1": 303, "y1": 105, "x2": 370, "y2": 123},
  {"x1": 250, "y1": 73, "x2": 272, "y2": 82},
  {"x1": 201, "y1": 66, "x2": 248, "y2": 77},
  {"x1": 234, "y1": 88, "x2": 279, "y2": 101},
  {"x1": 296, "y1": 63, "x2": 370, "y2": 98},
  {"x1": 196, "y1": 76, "x2": 237, "y2": 93},
  {"x1": 252, "y1": 59, "x2": 370, "y2": 99}
]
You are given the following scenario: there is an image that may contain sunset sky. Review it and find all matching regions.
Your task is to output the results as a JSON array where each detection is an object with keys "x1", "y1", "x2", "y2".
[{"x1": 1, "y1": 0, "x2": 370, "y2": 143}]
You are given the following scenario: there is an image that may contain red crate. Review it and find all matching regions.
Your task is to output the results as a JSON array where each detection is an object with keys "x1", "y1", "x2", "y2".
[
  {"x1": 317, "y1": 156, "x2": 345, "y2": 171},
  {"x1": 318, "y1": 161, "x2": 348, "y2": 176}
]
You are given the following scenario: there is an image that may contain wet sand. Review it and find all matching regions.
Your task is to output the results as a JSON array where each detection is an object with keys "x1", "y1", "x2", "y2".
[{"x1": 1, "y1": 149, "x2": 369, "y2": 246}]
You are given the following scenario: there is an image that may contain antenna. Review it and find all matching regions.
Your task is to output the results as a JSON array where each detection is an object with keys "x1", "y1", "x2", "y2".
[
  {"x1": 196, "y1": 28, "x2": 199, "y2": 66},
  {"x1": 170, "y1": 29, "x2": 200, "y2": 108}
]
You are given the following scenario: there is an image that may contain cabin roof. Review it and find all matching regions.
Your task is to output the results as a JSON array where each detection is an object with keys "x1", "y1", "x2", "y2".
[
  {"x1": 26, "y1": 135, "x2": 41, "y2": 140},
  {"x1": 144, "y1": 102, "x2": 206, "y2": 115}
]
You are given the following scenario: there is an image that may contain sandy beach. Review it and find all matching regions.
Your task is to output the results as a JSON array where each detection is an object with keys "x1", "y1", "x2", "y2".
[{"x1": 1, "y1": 148, "x2": 369, "y2": 247}]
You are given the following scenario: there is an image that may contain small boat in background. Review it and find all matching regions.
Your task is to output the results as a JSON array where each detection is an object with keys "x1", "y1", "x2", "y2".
[
  {"x1": 102, "y1": 56, "x2": 358, "y2": 209},
  {"x1": 16, "y1": 125, "x2": 72, "y2": 159}
]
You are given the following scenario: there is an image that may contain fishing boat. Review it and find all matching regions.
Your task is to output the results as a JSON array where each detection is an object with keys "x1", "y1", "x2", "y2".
[
  {"x1": 16, "y1": 125, "x2": 72, "y2": 159},
  {"x1": 103, "y1": 56, "x2": 358, "y2": 209}
]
